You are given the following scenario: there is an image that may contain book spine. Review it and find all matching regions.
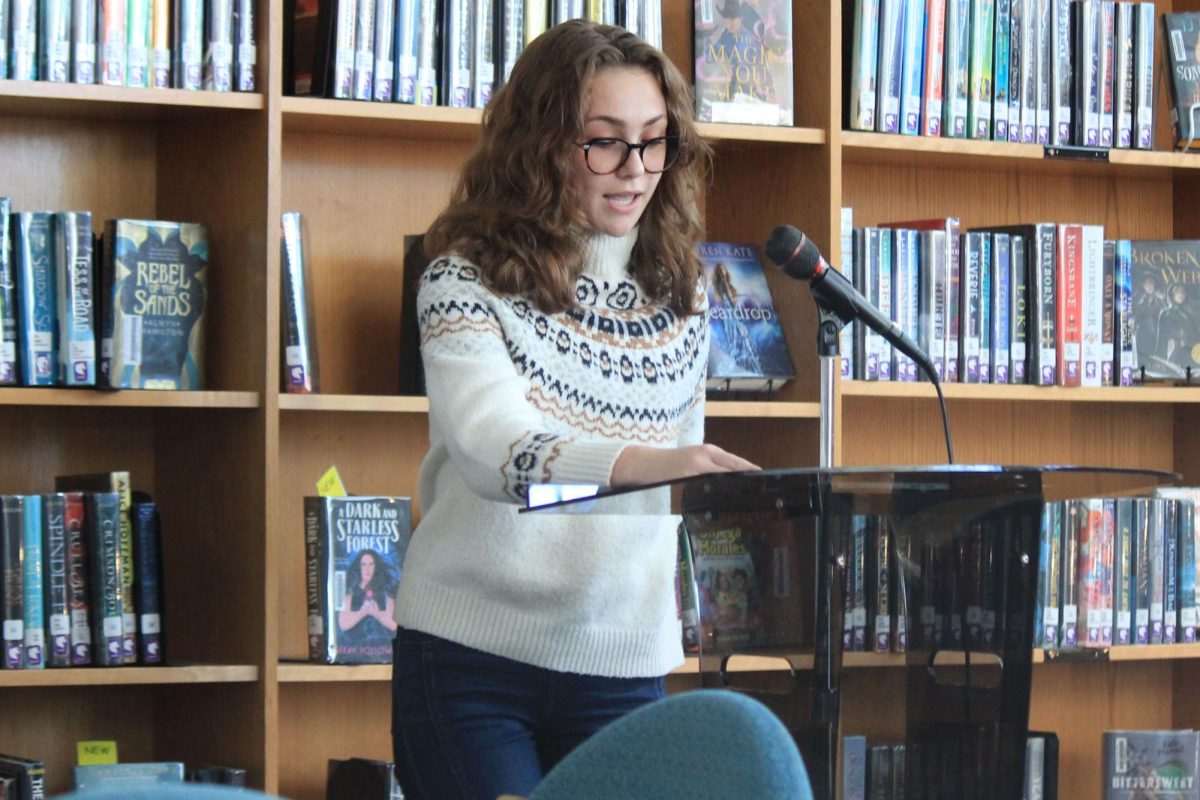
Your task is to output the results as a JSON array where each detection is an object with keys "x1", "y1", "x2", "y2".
[
  {"x1": 848, "y1": 0, "x2": 880, "y2": 130},
  {"x1": 1072, "y1": 0, "x2": 1098, "y2": 145},
  {"x1": 352, "y1": 0, "x2": 376, "y2": 99},
  {"x1": 1179, "y1": 498, "x2": 1197, "y2": 643},
  {"x1": 41, "y1": 494, "x2": 71, "y2": 667},
  {"x1": 1114, "y1": 238, "x2": 1133, "y2": 385},
  {"x1": 415, "y1": 0, "x2": 438, "y2": 105},
  {"x1": 1165, "y1": 499, "x2": 1179, "y2": 642},
  {"x1": 852, "y1": 228, "x2": 866, "y2": 379},
  {"x1": 15, "y1": 212, "x2": 58, "y2": 387},
  {"x1": 877, "y1": 230, "x2": 894, "y2": 380},
  {"x1": 1098, "y1": 0, "x2": 1115, "y2": 145},
  {"x1": 1055, "y1": 222, "x2": 1082, "y2": 387},
  {"x1": 99, "y1": 220, "x2": 115, "y2": 386},
  {"x1": 2, "y1": 497, "x2": 25, "y2": 668},
  {"x1": 1037, "y1": 502, "x2": 1060, "y2": 647},
  {"x1": 304, "y1": 496, "x2": 327, "y2": 662},
  {"x1": 132, "y1": 501, "x2": 163, "y2": 663},
  {"x1": 1019, "y1": 0, "x2": 1037, "y2": 140},
  {"x1": 1080, "y1": 224, "x2": 1105, "y2": 387},
  {"x1": 967, "y1": 0, "x2": 996, "y2": 138},
  {"x1": 1114, "y1": 2, "x2": 1133, "y2": 146},
  {"x1": 891, "y1": 229, "x2": 913, "y2": 381},
  {"x1": 993, "y1": 232, "x2": 1011, "y2": 383},
  {"x1": 945, "y1": 219, "x2": 962, "y2": 381},
  {"x1": 472, "y1": 0, "x2": 495, "y2": 108},
  {"x1": 22, "y1": 495, "x2": 44, "y2": 668},
  {"x1": 10, "y1": 0, "x2": 38, "y2": 79},
  {"x1": 1035, "y1": 0, "x2": 1051, "y2": 142},
  {"x1": 922, "y1": 0, "x2": 946, "y2": 134},
  {"x1": 0, "y1": 0, "x2": 8, "y2": 78},
  {"x1": 862, "y1": 229, "x2": 881, "y2": 380},
  {"x1": 1050, "y1": 0, "x2": 1072, "y2": 144},
  {"x1": 978, "y1": 233, "x2": 992, "y2": 382},
  {"x1": 394, "y1": 0, "x2": 419, "y2": 102},
  {"x1": 110, "y1": 472, "x2": 137, "y2": 664},
  {"x1": 40, "y1": 0, "x2": 72, "y2": 81},
  {"x1": 1134, "y1": 497, "x2": 1151, "y2": 644},
  {"x1": 1101, "y1": 238, "x2": 1115, "y2": 384},
  {"x1": 234, "y1": 0, "x2": 255, "y2": 90},
  {"x1": 1149, "y1": 497, "x2": 1165, "y2": 643},
  {"x1": 0, "y1": 198, "x2": 17, "y2": 385},
  {"x1": 871, "y1": 517, "x2": 892, "y2": 652},
  {"x1": 1011, "y1": 234, "x2": 1027, "y2": 382},
  {"x1": 151, "y1": 0, "x2": 170, "y2": 87},
  {"x1": 71, "y1": 0, "x2": 96, "y2": 81},
  {"x1": 125, "y1": 0, "x2": 150, "y2": 86},
  {"x1": 1060, "y1": 500, "x2": 1080, "y2": 647},
  {"x1": 86, "y1": 492, "x2": 126, "y2": 666},
  {"x1": 524, "y1": 0, "x2": 548, "y2": 45},
  {"x1": 280, "y1": 212, "x2": 319, "y2": 393},
  {"x1": 445, "y1": 0, "x2": 473, "y2": 108},
  {"x1": 994, "y1": 0, "x2": 1011, "y2": 140},
  {"x1": 960, "y1": 232, "x2": 982, "y2": 383},
  {"x1": 1114, "y1": 497, "x2": 1133, "y2": 645},
  {"x1": 944, "y1": 0, "x2": 971, "y2": 136},
  {"x1": 372, "y1": 0, "x2": 396, "y2": 100},
  {"x1": 894, "y1": 529, "x2": 910, "y2": 651},
  {"x1": 899, "y1": 0, "x2": 925, "y2": 134},
  {"x1": 852, "y1": 517, "x2": 868, "y2": 650},
  {"x1": 678, "y1": 524, "x2": 700, "y2": 653},
  {"x1": 55, "y1": 212, "x2": 96, "y2": 387},
  {"x1": 1032, "y1": 223, "x2": 1057, "y2": 384},
  {"x1": 204, "y1": 0, "x2": 234, "y2": 90},
  {"x1": 919, "y1": 230, "x2": 945, "y2": 381},
  {"x1": 499, "y1": 0, "x2": 523, "y2": 86},
  {"x1": 99, "y1": 0, "x2": 127, "y2": 85},
  {"x1": 174, "y1": 0, "x2": 203, "y2": 89},
  {"x1": 1133, "y1": 2, "x2": 1154, "y2": 148},
  {"x1": 64, "y1": 492, "x2": 91, "y2": 665},
  {"x1": 1008, "y1": 0, "x2": 1023, "y2": 140}
]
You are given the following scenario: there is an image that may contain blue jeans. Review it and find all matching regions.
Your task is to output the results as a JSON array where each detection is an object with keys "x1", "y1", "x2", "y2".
[{"x1": 391, "y1": 628, "x2": 666, "y2": 800}]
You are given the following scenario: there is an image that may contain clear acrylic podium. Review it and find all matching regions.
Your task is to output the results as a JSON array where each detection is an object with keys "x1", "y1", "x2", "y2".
[{"x1": 527, "y1": 465, "x2": 1175, "y2": 800}]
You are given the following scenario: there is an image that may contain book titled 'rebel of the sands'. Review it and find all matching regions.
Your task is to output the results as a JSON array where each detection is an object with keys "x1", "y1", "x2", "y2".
[
  {"x1": 100, "y1": 220, "x2": 208, "y2": 390},
  {"x1": 1104, "y1": 730, "x2": 1200, "y2": 800},
  {"x1": 305, "y1": 496, "x2": 411, "y2": 664},
  {"x1": 698, "y1": 242, "x2": 794, "y2": 392}
]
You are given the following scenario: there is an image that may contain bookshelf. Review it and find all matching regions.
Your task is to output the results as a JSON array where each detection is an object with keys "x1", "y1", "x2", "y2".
[{"x1": 3, "y1": 0, "x2": 1200, "y2": 797}]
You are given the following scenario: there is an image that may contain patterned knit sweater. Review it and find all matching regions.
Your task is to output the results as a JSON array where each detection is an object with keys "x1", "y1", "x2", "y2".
[{"x1": 393, "y1": 229, "x2": 708, "y2": 678}]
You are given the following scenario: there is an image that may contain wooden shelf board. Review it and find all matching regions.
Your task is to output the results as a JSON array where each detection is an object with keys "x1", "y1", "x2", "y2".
[
  {"x1": 278, "y1": 663, "x2": 393, "y2": 682},
  {"x1": 705, "y1": 400, "x2": 821, "y2": 418},
  {"x1": 281, "y1": 97, "x2": 483, "y2": 139},
  {"x1": 841, "y1": 130, "x2": 1200, "y2": 176},
  {"x1": 841, "y1": 381, "x2": 1200, "y2": 404},
  {"x1": 0, "y1": 82, "x2": 261, "y2": 120},
  {"x1": 278, "y1": 394, "x2": 429, "y2": 413},
  {"x1": 697, "y1": 122, "x2": 825, "y2": 145},
  {"x1": 0, "y1": 388, "x2": 260, "y2": 408},
  {"x1": 0, "y1": 664, "x2": 258, "y2": 687}
]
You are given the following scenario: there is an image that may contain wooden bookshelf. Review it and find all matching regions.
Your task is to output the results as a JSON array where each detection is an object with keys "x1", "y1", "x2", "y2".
[{"x1": 6, "y1": 0, "x2": 1200, "y2": 796}]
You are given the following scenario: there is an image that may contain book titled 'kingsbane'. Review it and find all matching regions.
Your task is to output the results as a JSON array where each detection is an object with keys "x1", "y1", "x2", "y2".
[
  {"x1": 100, "y1": 220, "x2": 208, "y2": 390},
  {"x1": 698, "y1": 242, "x2": 794, "y2": 392},
  {"x1": 305, "y1": 496, "x2": 411, "y2": 664}
]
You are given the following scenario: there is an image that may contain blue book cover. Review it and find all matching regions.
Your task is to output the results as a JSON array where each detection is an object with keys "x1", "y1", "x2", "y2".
[
  {"x1": 899, "y1": 0, "x2": 926, "y2": 134},
  {"x1": 698, "y1": 242, "x2": 794, "y2": 392},
  {"x1": 14, "y1": 212, "x2": 57, "y2": 386},
  {"x1": 305, "y1": 496, "x2": 411, "y2": 664},
  {"x1": 74, "y1": 762, "x2": 185, "y2": 790},
  {"x1": 22, "y1": 495, "x2": 43, "y2": 669},
  {"x1": 132, "y1": 499, "x2": 164, "y2": 664}
]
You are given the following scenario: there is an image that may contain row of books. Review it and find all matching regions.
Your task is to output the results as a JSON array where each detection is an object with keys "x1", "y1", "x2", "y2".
[
  {"x1": 847, "y1": 0, "x2": 1158, "y2": 148},
  {"x1": 841, "y1": 732, "x2": 1060, "y2": 799},
  {"x1": 0, "y1": 0, "x2": 254, "y2": 89},
  {"x1": 846, "y1": 217, "x2": 1200, "y2": 385},
  {"x1": 0, "y1": 201, "x2": 209, "y2": 390},
  {"x1": 0, "y1": 473, "x2": 164, "y2": 670},
  {"x1": 1035, "y1": 488, "x2": 1200, "y2": 650},
  {"x1": 305, "y1": 494, "x2": 412, "y2": 664},
  {"x1": 0, "y1": 757, "x2": 246, "y2": 800},
  {"x1": 286, "y1": 0, "x2": 663, "y2": 103}
]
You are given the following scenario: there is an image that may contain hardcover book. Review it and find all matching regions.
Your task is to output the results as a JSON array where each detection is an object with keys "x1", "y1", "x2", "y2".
[
  {"x1": 305, "y1": 496, "x2": 411, "y2": 664},
  {"x1": 54, "y1": 211, "x2": 96, "y2": 387},
  {"x1": 73, "y1": 762, "x2": 184, "y2": 790},
  {"x1": 14, "y1": 212, "x2": 58, "y2": 387},
  {"x1": 41, "y1": 493, "x2": 71, "y2": 667},
  {"x1": 689, "y1": 525, "x2": 764, "y2": 650},
  {"x1": 281, "y1": 212, "x2": 320, "y2": 394},
  {"x1": 694, "y1": 0, "x2": 794, "y2": 126},
  {"x1": 100, "y1": 219, "x2": 207, "y2": 390},
  {"x1": 1129, "y1": 240, "x2": 1200, "y2": 380},
  {"x1": 1103, "y1": 730, "x2": 1200, "y2": 800},
  {"x1": 0, "y1": 754, "x2": 46, "y2": 800},
  {"x1": 1163, "y1": 12, "x2": 1200, "y2": 149},
  {"x1": 0, "y1": 198, "x2": 17, "y2": 385},
  {"x1": 698, "y1": 242, "x2": 794, "y2": 392},
  {"x1": 132, "y1": 496, "x2": 164, "y2": 664},
  {"x1": 1, "y1": 497, "x2": 25, "y2": 669}
]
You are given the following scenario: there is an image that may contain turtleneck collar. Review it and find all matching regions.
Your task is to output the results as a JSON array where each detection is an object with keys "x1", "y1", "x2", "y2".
[{"x1": 579, "y1": 227, "x2": 638, "y2": 283}]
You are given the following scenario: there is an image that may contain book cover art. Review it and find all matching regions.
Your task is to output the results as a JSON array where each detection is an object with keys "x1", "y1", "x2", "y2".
[
  {"x1": 1164, "y1": 13, "x2": 1200, "y2": 149},
  {"x1": 305, "y1": 496, "x2": 411, "y2": 664},
  {"x1": 698, "y1": 242, "x2": 794, "y2": 392},
  {"x1": 1129, "y1": 240, "x2": 1200, "y2": 380},
  {"x1": 1103, "y1": 730, "x2": 1200, "y2": 800},
  {"x1": 694, "y1": 0, "x2": 794, "y2": 126},
  {"x1": 101, "y1": 220, "x2": 207, "y2": 390},
  {"x1": 690, "y1": 525, "x2": 763, "y2": 651}
]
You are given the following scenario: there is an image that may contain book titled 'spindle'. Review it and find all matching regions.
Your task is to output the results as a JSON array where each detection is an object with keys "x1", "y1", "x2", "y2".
[{"x1": 698, "y1": 241, "x2": 794, "y2": 392}]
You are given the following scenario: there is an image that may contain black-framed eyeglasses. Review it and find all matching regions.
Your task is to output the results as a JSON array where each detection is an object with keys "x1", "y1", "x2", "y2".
[{"x1": 577, "y1": 136, "x2": 680, "y2": 175}]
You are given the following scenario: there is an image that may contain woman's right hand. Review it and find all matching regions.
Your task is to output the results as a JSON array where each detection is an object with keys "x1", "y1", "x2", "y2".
[{"x1": 610, "y1": 444, "x2": 760, "y2": 488}]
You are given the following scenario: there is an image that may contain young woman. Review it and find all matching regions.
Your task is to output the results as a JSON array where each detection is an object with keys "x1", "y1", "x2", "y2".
[{"x1": 391, "y1": 20, "x2": 758, "y2": 800}]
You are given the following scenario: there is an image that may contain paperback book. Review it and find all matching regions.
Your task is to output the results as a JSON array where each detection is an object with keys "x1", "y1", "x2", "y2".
[{"x1": 694, "y1": 0, "x2": 794, "y2": 126}]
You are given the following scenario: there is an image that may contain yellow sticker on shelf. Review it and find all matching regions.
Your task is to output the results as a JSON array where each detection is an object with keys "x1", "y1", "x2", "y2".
[
  {"x1": 77, "y1": 741, "x2": 118, "y2": 765},
  {"x1": 317, "y1": 466, "x2": 348, "y2": 497}
]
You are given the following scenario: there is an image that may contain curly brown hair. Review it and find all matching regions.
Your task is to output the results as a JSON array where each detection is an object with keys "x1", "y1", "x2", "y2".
[{"x1": 424, "y1": 20, "x2": 712, "y2": 316}]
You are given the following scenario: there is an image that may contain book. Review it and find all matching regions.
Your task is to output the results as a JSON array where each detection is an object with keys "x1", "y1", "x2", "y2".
[
  {"x1": 63, "y1": 492, "x2": 92, "y2": 665},
  {"x1": 84, "y1": 492, "x2": 126, "y2": 666},
  {"x1": 174, "y1": 0, "x2": 204, "y2": 88},
  {"x1": 677, "y1": 521, "x2": 701, "y2": 654},
  {"x1": 690, "y1": 524, "x2": 763, "y2": 650},
  {"x1": 1103, "y1": 730, "x2": 1200, "y2": 799},
  {"x1": 326, "y1": 757, "x2": 404, "y2": 800},
  {"x1": 280, "y1": 212, "x2": 320, "y2": 393},
  {"x1": 1, "y1": 497, "x2": 25, "y2": 669},
  {"x1": 73, "y1": 762, "x2": 185, "y2": 790},
  {"x1": 694, "y1": 0, "x2": 794, "y2": 126},
  {"x1": 13, "y1": 212, "x2": 58, "y2": 387},
  {"x1": 698, "y1": 242, "x2": 794, "y2": 392},
  {"x1": 100, "y1": 219, "x2": 208, "y2": 390},
  {"x1": 41, "y1": 494, "x2": 71, "y2": 667},
  {"x1": 0, "y1": 198, "x2": 17, "y2": 385},
  {"x1": 187, "y1": 765, "x2": 247, "y2": 785},
  {"x1": 846, "y1": 0, "x2": 880, "y2": 130},
  {"x1": 131, "y1": 497, "x2": 164, "y2": 664},
  {"x1": 0, "y1": 754, "x2": 46, "y2": 800},
  {"x1": 305, "y1": 496, "x2": 411, "y2": 664},
  {"x1": 1164, "y1": 13, "x2": 1200, "y2": 150},
  {"x1": 21, "y1": 495, "x2": 43, "y2": 669},
  {"x1": 54, "y1": 211, "x2": 96, "y2": 387},
  {"x1": 1129, "y1": 240, "x2": 1200, "y2": 380}
]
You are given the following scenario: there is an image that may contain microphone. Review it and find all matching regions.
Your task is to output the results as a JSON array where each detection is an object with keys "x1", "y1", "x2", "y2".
[{"x1": 763, "y1": 224, "x2": 937, "y2": 381}]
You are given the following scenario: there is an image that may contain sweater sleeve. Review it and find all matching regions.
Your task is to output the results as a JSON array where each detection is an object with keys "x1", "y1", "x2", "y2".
[{"x1": 418, "y1": 257, "x2": 630, "y2": 505}]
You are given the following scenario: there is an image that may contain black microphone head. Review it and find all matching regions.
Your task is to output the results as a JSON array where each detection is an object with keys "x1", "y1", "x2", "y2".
[{"x1": 764, "y1": 224, "x2": 822, "y2": 279}]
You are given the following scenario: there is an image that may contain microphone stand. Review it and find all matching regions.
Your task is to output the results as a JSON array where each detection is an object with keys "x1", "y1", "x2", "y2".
[{"x1": 816, "y1": 308, "x2": 842, "y2": 469}]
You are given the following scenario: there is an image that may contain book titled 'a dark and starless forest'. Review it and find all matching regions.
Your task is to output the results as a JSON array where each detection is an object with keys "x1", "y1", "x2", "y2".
[
  {"x1": 698, "y1": 241, "x2": 794, "y2": 392},
  {"x1": 101, "y1": 220, "x2": 208, "y2": 390},
  {"x1": 305, "y1": 496, "x2": 411, "y2": 664}
]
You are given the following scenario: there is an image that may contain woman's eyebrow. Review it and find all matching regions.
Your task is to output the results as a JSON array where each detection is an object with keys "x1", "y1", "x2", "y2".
[{"x1": 586, "y1": 113, "x2": 667, "y2": 127}]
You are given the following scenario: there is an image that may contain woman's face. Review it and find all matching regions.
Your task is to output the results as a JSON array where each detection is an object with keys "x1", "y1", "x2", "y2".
[
  {"x1": 569, "y1": 66, "x2": 668, "y2": 238},
  {"x1": 359, "y1": 553, "x2": 375, "y2": 584}
]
